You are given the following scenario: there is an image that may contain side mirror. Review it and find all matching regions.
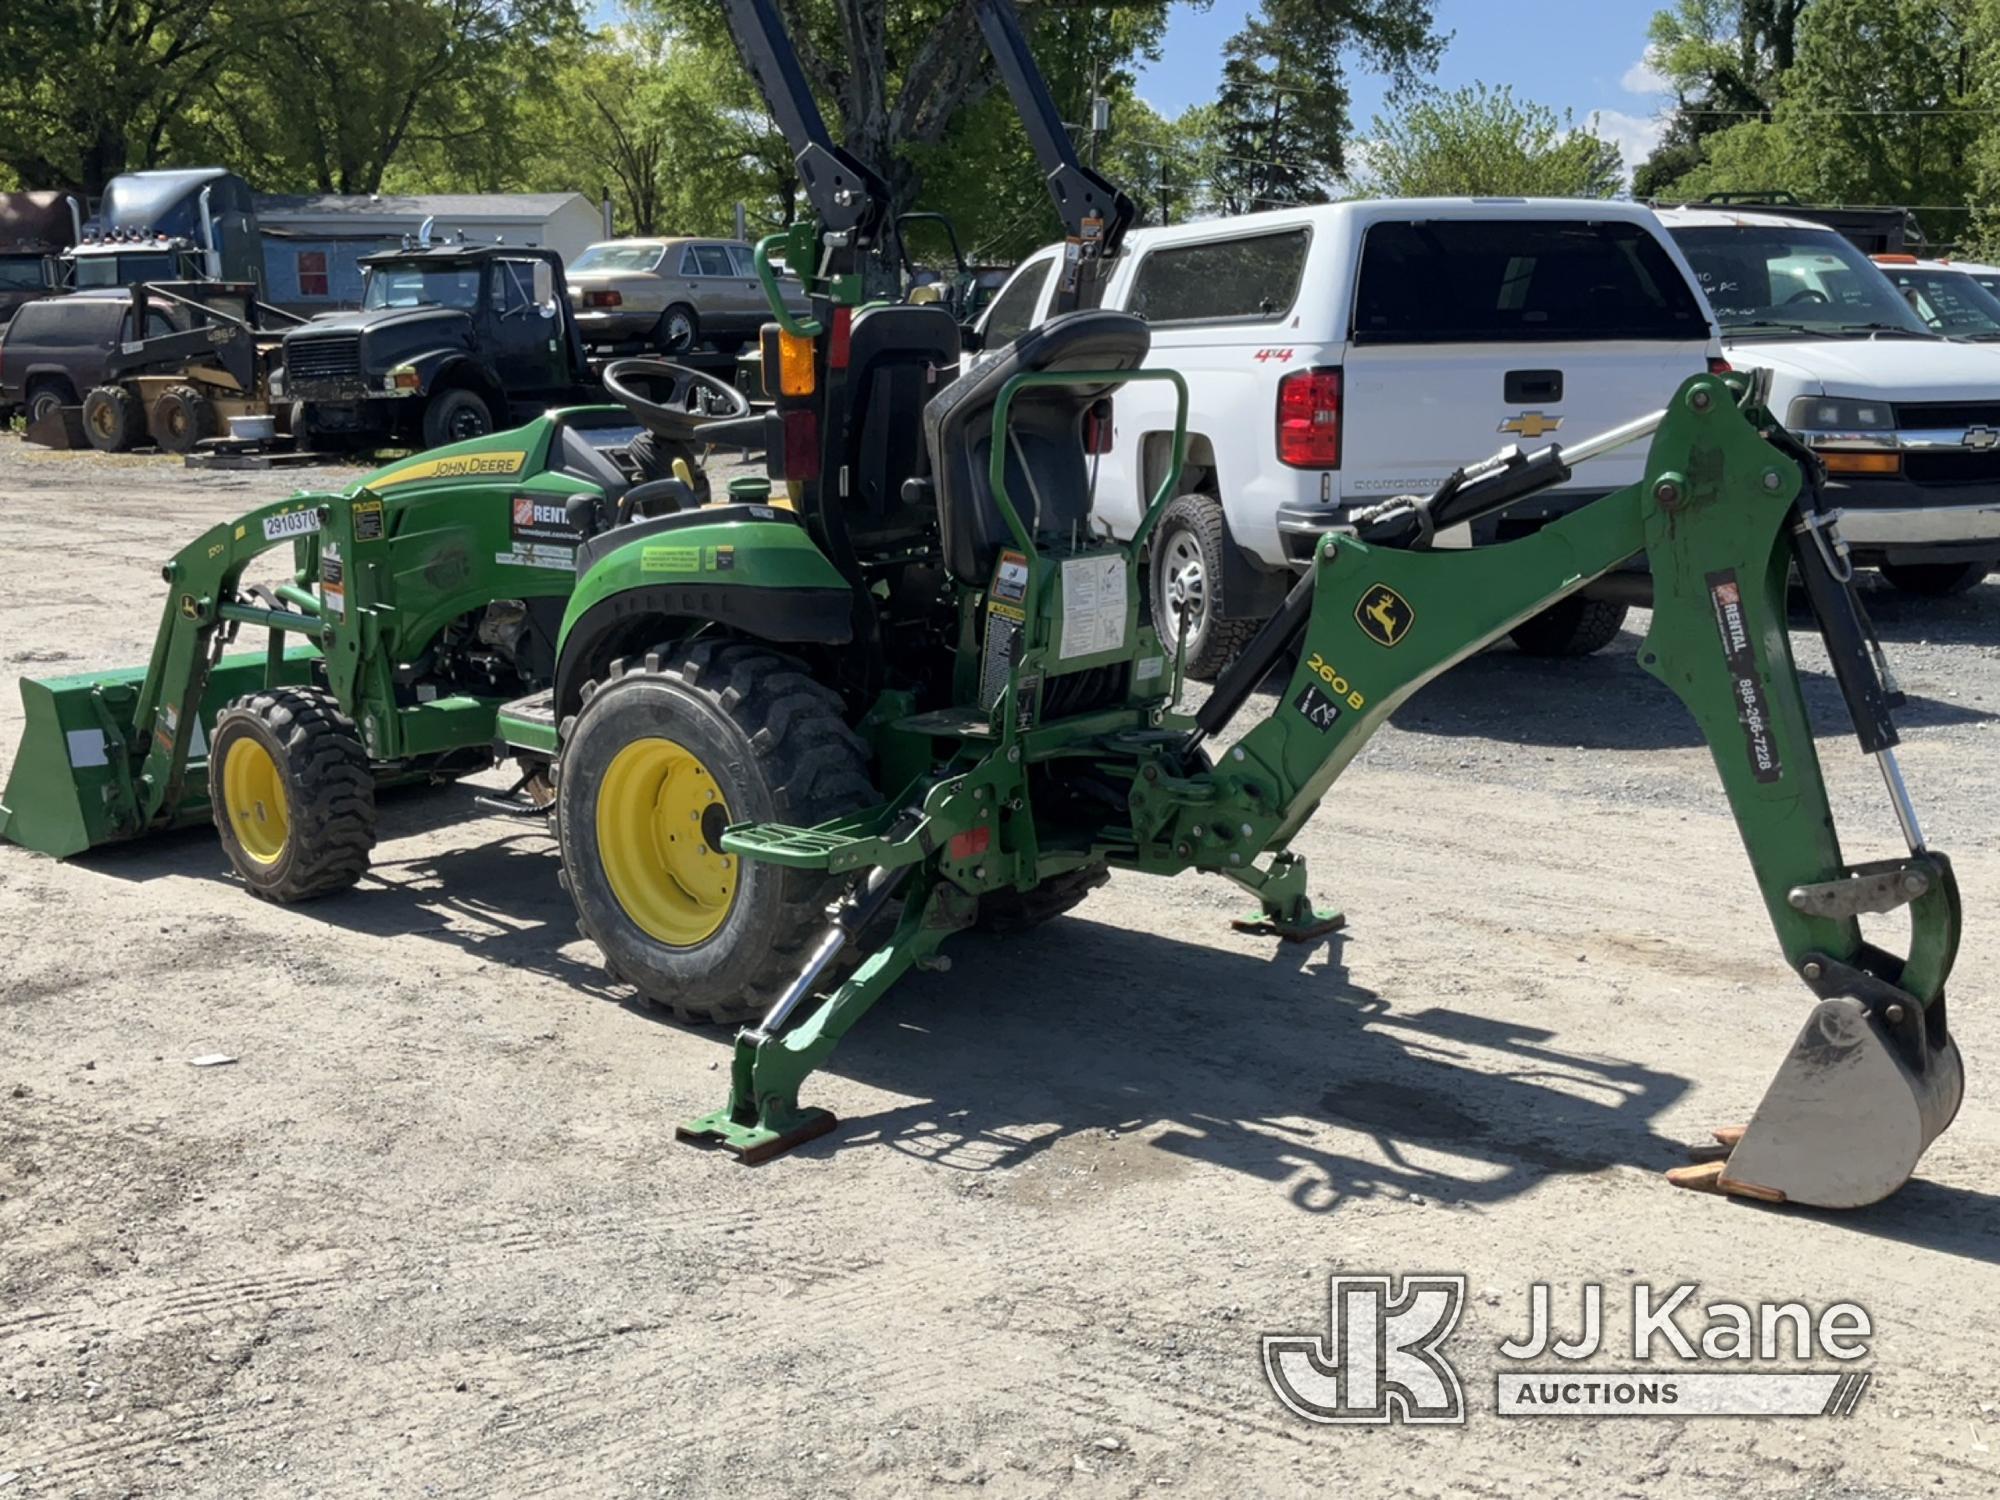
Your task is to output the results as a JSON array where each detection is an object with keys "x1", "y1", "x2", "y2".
[{"x1": 959, "y1": 323, "x2": 984, "y2": 355}]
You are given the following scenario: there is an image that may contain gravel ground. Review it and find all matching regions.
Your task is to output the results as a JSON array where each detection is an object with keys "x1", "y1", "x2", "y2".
[{"x1": 2, "y1": 437, "x2": 1999, "y2": 1498}]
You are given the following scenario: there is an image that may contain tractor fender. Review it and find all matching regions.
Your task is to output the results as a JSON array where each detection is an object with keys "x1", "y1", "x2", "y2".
[{"x1": 552, "y1": 510, "x2": 852, "y2": 719}]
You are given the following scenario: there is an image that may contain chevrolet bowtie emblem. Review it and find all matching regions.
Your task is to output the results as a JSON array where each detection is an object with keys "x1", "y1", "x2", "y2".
[
  {"x1": 1964, "y1": 425, "x2": 1999, "y2": 450},
  {"x1": 1499, "y1": 411, "x2": 1563, "y2": 440}
]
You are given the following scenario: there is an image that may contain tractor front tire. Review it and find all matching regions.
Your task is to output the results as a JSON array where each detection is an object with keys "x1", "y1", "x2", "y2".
[
  {"x1": 81, "y1": 385, "x2": 145, "y2": 452},
  {"x1": 208, "y1": 687, "x2": 377, "y2": 902},
  {"x1": 1508, "y1": 596, "x2": 1629, "y2": 657},
  {"x1": 151, "y1": 384, "x2": 217, "y2": 454},
  {"x1": 554, "y1": 641, "x2": 878, "y2": 1025}
]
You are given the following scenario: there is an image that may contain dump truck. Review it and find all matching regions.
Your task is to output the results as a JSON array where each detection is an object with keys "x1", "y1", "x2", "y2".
[
  {"x1": 0, "y1": 190, "x2": 82, "y2": 328},
  {"x1": 0, "y1": 0, "x2": 1969, "y2": 1211}
]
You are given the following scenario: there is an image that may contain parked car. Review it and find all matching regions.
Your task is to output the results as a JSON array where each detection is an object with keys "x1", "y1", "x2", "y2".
[
  {"x1": 973, "y1": 199, "x2": 1722, "y2": 674},
  {"x1": 566, "y1": 236, "x2": 810, "y2": 355},
  {"x1": 276, "y1": 241, "x2": 595, "y2": 449},
  {"x1": 1871, "y1": 255, "x2": 2000, "y2": 341},
  {"x1": 0, "y1": 289, "x2": 177, "y2": 425},
  {"x1": 1659, "y1": 206, "x2": 2000, "y2": 597}
]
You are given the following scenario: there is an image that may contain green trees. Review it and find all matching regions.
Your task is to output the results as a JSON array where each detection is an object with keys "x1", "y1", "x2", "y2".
[
  {"x1": 0, "y1": 0, "x2": 581, "y2": 195},
  {"x1": 1638, "y1": 0, "x2": 1997, "y2": 248},
  {"x1": 1208, "y1": 0, "x2": 1439, "y2": 213},
  {"x1": 1358, "y1": 84, "x2": 1623, "y2": 200}
]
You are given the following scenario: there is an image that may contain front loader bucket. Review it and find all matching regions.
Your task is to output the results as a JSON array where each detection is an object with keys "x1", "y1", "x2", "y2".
[
  {"x1": 0, "y1": 666, "x2": 152, "y2": 858},
  {"x1": 1, "y1": 646, "x2": 321, "y2": 859},
  {"x1": 23, "y1": 405, "x2": 87, "y2": 449},
  {"x1": 1710, "y1": 998, "x2": 1964, "y2": 1209}
]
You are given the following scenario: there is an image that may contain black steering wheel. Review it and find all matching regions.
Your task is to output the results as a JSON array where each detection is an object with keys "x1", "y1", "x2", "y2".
[
  {"x1": 1785, "y1": 288, "x2": 1831, "y2": 306},
  {"x1": 602, "y1": 358, "x2": 750, "y2": 441}
]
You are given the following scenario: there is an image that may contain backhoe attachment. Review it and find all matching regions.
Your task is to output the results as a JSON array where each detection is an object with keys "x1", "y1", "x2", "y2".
[{"x1": 682, "y1": 369, "x2": 1965, "y2": 1208}]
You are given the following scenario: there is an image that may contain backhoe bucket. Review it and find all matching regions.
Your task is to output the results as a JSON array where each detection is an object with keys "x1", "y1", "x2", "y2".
[{"x1": 1712, "y1": 998, "x2": 1964, "y2": 1209}]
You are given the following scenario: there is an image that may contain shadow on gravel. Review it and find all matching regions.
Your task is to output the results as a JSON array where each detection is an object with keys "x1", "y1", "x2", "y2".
[
  {"x1": 1841, "y1": 577, "x2": 1999, "y2": 647},
  {"x1": 776, "y1": 914, "x2": 1694, "y2": 1217},
  {"x1": 1395, "y1": 646, "x2": 1992, "y2": 752},
  {"x1": 68, "y1": 782, "x2": 618, "y2": 997},
  {"x1": 1806, "y1": 1175, "x2": 2000, "y2": 1267}
]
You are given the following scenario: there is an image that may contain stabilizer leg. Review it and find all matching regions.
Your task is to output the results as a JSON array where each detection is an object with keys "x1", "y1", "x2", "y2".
[
  {"x1": 677, "y1": 872, "x2": 971, "y2": 1163},
  {"x1": 1227, "y1": 851, "x2": 1345, "y2": 942}
]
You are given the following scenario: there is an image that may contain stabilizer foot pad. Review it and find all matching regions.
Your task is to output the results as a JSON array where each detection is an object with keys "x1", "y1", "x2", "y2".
[
  {"x1": 676, "y1": 1107, "x2": 838, "y2": 1165},
  {"x1": 1231, "y1": 909, "x2": 1346, "y2": 943}
]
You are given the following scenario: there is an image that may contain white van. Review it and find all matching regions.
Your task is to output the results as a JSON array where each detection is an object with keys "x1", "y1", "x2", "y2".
[
  {"x1": 1658, "y1": 206, "x2": 2000, "y2": 597},
  {"x1": 974, "y1": 199, "x2": 1722, "y2": 674}
]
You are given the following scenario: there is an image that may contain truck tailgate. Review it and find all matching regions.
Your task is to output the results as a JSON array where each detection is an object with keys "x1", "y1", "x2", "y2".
[{"x1": 1340, "y1": 341, "x2": 1713, "y2": 505}]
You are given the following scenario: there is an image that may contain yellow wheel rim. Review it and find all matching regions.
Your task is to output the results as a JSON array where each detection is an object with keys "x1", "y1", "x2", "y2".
[
  {"x1": 222, "y1": 737, "x2": 289, "y2": 864},
  {"x1": 596, "y1": 737, "x2": 738, "y2": 946}
]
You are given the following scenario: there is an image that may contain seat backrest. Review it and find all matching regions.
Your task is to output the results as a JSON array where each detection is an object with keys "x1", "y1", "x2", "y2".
[
  {"x1": 832, "y1": 303, "x2": 962, "y2": 551},
  {"x1": 923, "y1": 309, "x2": 1150, "y2": 584}
]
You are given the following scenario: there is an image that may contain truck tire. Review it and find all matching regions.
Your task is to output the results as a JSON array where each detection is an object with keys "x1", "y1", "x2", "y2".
[
  {"x1": 208, "y1": 687, "x2": 377, "y2": 903},
  {"x1": 656, "y1": 304, "x2": 698, "y2": 355},
  {"x1": 1150, "y1": 495, "x2": 1261, "y2": 681},
  {"x1": 81, "y1": 385, "x2": 145, "y2": 452},
  {"x1": 25, "y1": 379, "x2": 74, "y2": 426},
  {"x1": 151, "y1": 385, "x2": 217, "y2": 454},
  {"x1": 554, "y1": 640, "x2": 879, "y2": 1025},
  {"x1": 1879, "y1": 560, "x2": 1989, "y2": 597},
  {"x1": 1508, "y1": 596, "x2": 1629, "y2": 657},
  {"x1": 421, "y1": 388, "x2": 495, "y2": 449}
]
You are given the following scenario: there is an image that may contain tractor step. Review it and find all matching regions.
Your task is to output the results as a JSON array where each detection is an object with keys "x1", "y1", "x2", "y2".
[
  {"x1": 721, "y1": 805, "x2": 912, "y2": 873},
  {"x1": 495, "y1": 690, "x2": 557, "y2": 755}
]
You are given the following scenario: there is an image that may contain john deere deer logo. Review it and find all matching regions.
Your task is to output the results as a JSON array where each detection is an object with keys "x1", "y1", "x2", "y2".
[{"x1": 1356, "y1": 585, "x2": 1413, "y2": 648}]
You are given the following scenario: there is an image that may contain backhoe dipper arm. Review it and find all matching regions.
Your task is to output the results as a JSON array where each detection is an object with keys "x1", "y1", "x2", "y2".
[
  {"x1": 1174, "y1": 373, "x2": 1962, "y2": 1207},
  {"x1": 973, "y1": 0, "x2": 1136, "y2": 314}
]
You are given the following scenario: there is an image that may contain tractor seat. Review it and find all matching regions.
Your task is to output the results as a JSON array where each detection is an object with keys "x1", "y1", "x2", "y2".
[{"x1": 923, "y1": 309, "x2": 1150, "y2": 585}]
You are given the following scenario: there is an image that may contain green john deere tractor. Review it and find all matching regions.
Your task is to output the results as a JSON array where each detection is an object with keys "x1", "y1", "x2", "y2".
[{"x1": 0, "y1": 0, "x2": 1970, "y2": 1210}]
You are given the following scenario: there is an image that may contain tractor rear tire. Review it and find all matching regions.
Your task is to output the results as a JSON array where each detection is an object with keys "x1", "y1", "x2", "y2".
[
  {"x1": 81, "y1": 385, "x2": 145, "y2": 453},
  {"x1": 1508, "y1": 596, "x2": 1629, "y2": 657},
  {"x1": 151, "y1": 384, "x2": 217, "y2": 454},
  {"x1": 554, "y1": 641, "x2": 878, "y2": 1025},
  {"x1": 976, "y1": 864, "x2": 1110, "y2": 934},
  {"x1": 208, "y1": 687, "x2": 377, "y2": 902}
]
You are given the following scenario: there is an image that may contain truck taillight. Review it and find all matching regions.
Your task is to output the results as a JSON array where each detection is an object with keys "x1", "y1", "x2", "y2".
[
  {"x1": 1277, "y1": 367, "x2": 1341, "y2": 468},
  {"x1": 1708, "y1": 356, "x2": 1732, "y2": 375},
  {"x1": 582, "y1": 290, "x2": 622, "y2": 308}
]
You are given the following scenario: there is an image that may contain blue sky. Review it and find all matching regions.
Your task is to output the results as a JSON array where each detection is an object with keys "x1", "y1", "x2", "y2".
[{"x1": 1132, "y1": 0, "x2": 1671, "y2": 181}]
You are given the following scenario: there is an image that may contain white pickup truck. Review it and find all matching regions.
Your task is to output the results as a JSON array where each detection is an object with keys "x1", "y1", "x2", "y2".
[
  {"x1": 1657, "y1": 206, "x2": 2000, "y2": 597},
  {"x1": 974, "y1": 199, "x2": 1722, "y2": 674}
]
